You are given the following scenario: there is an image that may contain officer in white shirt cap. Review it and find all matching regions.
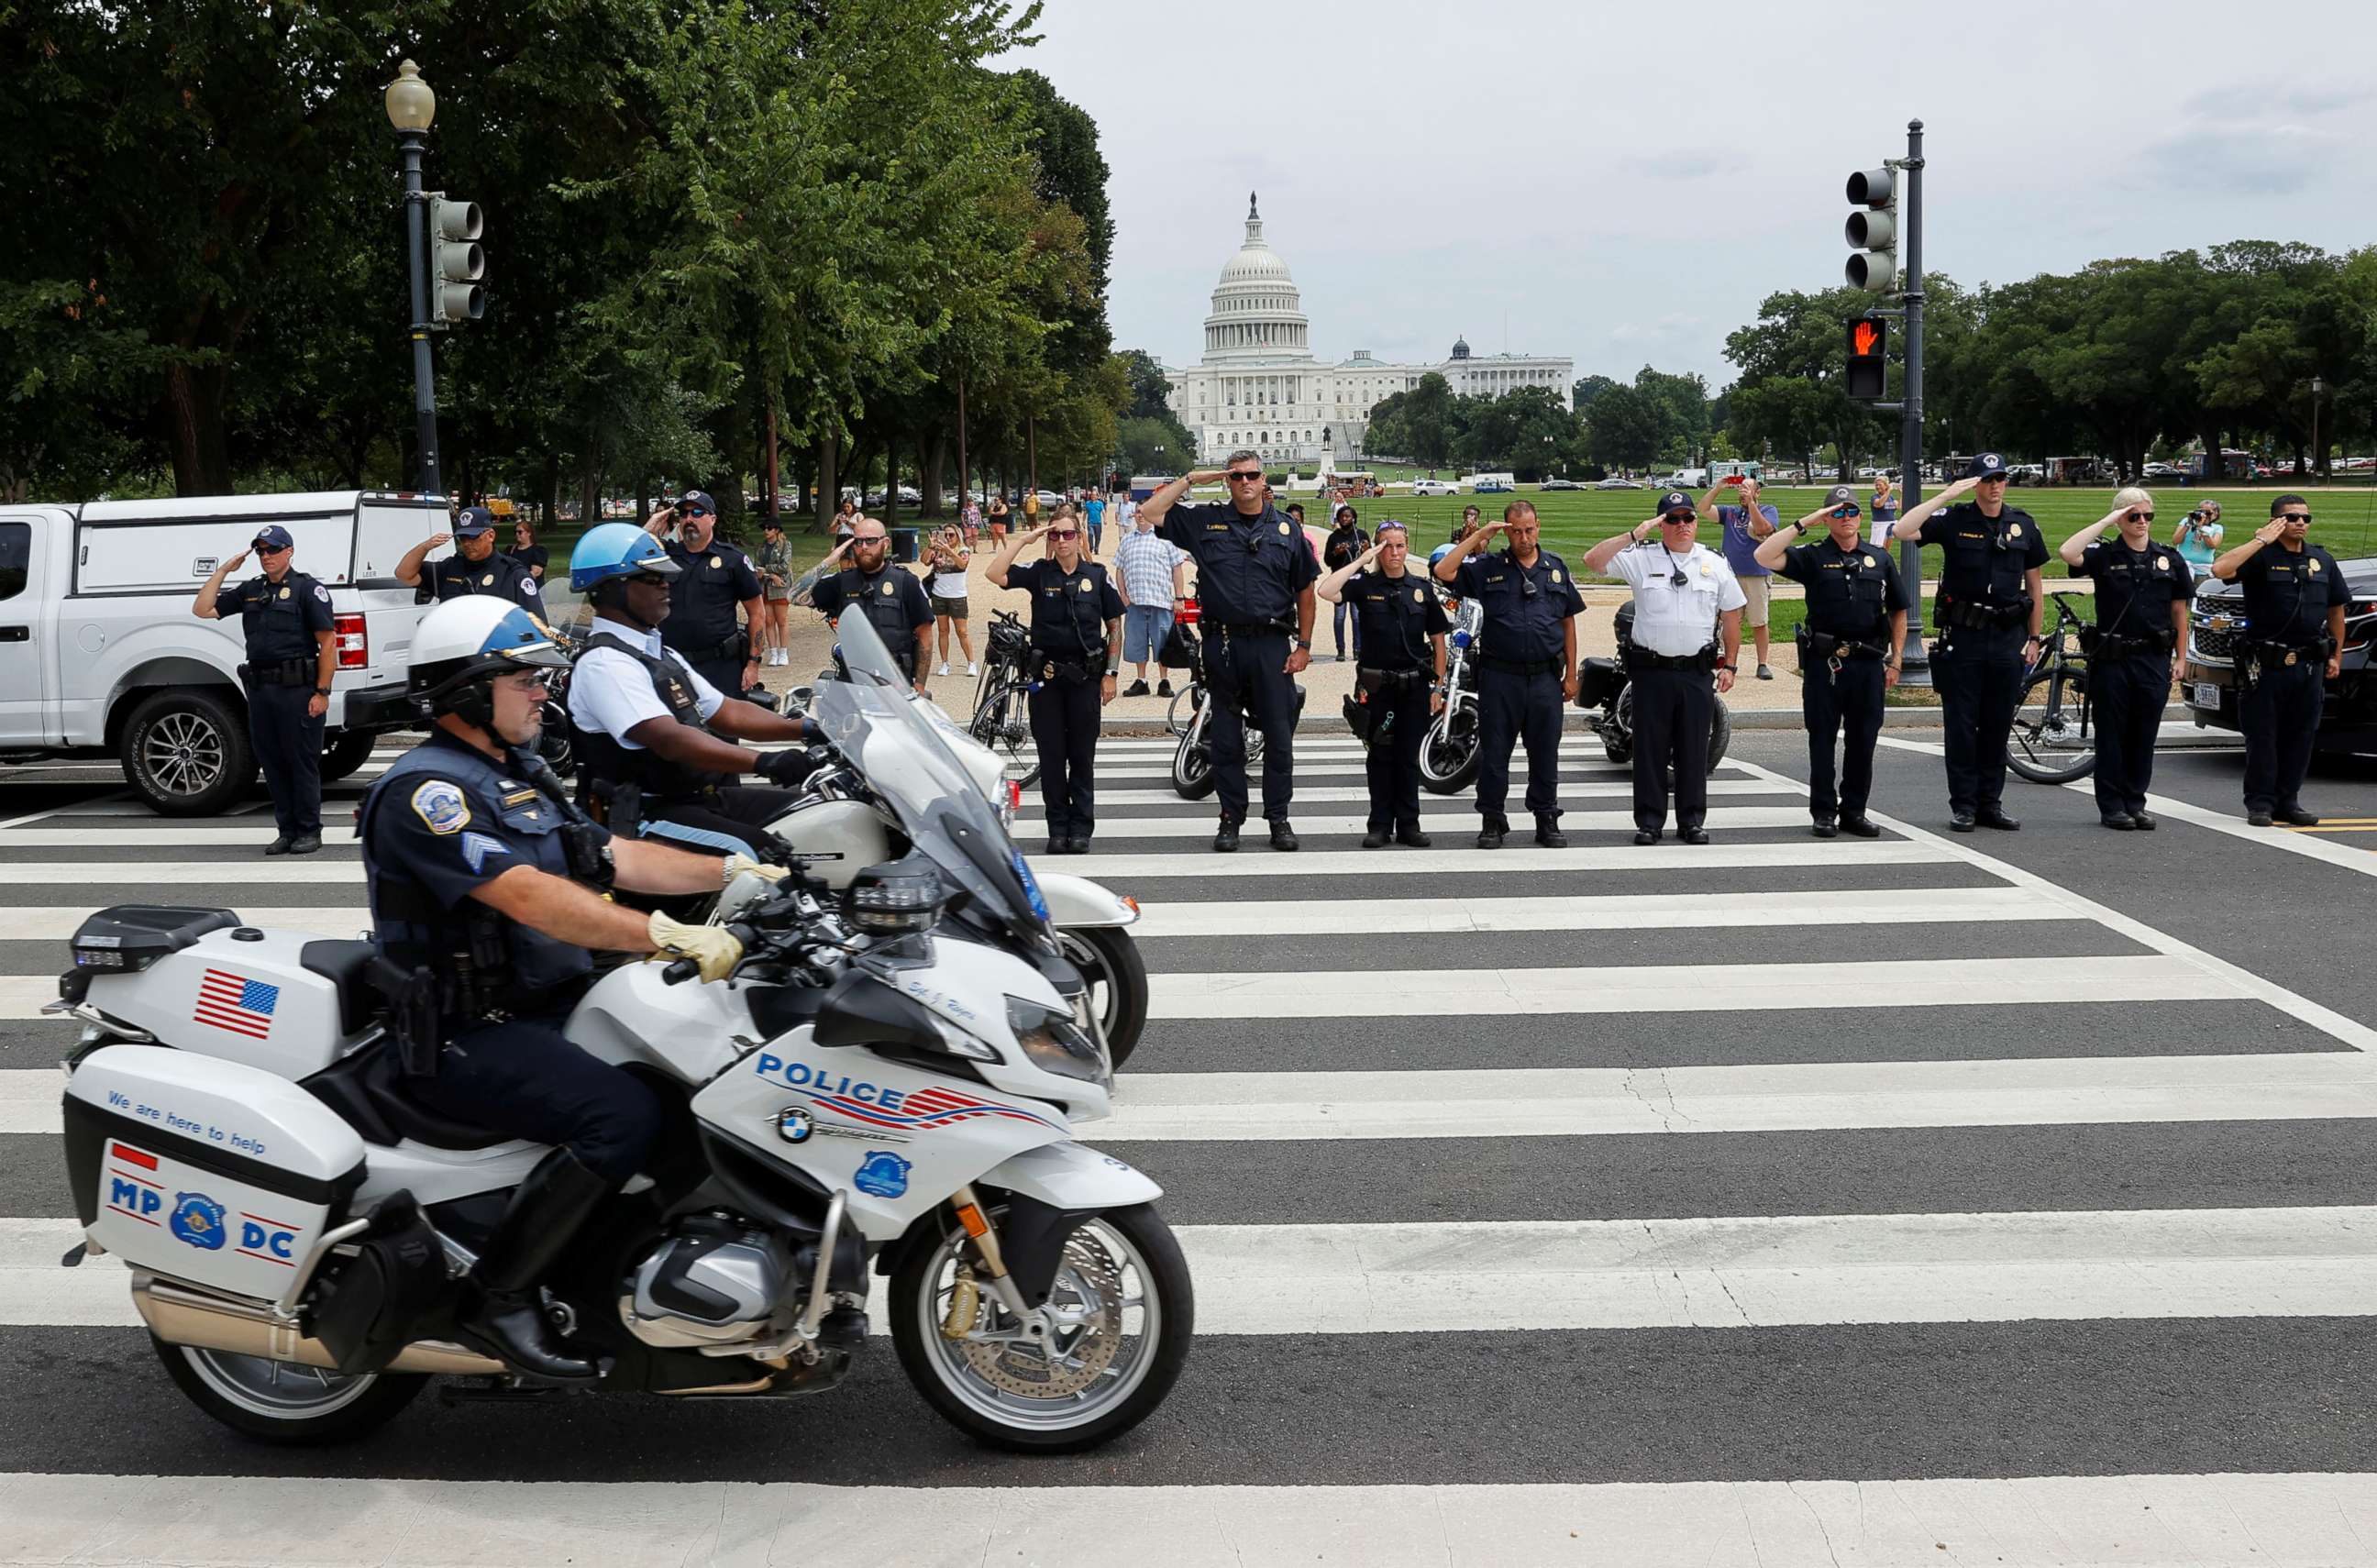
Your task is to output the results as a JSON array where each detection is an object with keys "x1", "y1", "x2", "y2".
[{"x1": 1583, "y1": 490, "x2": 1744, "y2": 845}]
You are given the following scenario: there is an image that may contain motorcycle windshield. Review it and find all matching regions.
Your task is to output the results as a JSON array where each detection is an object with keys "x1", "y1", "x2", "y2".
[{"x1": 815, "y1": 613, "x2": 1047, "y2": 937}]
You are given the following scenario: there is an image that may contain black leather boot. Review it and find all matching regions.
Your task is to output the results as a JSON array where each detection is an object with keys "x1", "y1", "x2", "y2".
[{"x1": 457, "y1": 1148, "x2": 614, "y2": 1383}]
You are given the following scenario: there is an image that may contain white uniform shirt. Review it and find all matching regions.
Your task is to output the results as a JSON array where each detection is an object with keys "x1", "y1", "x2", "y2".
[
  {"x1": 569, "y1": 614, "x2": 725, "y2": 751},
  {"x1": 1607, "y1": 541, "x2": 1747, "y2": 657}
]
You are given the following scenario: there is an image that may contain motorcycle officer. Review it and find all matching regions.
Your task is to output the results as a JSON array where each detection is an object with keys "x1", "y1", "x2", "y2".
[
  {"x1": 2211, "y1": 493, "x2": 2349, "y2": 826},
  {"x1": 567, "y1": 524, "x2": 824, "y2": 856},
  {"x1": 648, "y1": 491, "x2": 766, "y2": 700},
  {"x1": 1139, "y1": 450, "x2": 1319, "y2": 853},
  {"x1": 1320, "y1": 520, "x2": 1450, "y2": 847},
  {"x1": 985, "y1": 516, "x2": 1124, "y2": 855},
  {"x1": 396, "y1": 505, "x2": 547, "y2": 617},
  {"x1": 359, "y1": 596, "x2": 765, "y2": 1381},
  {"x1": 1583, "y1": 490, "x2": 1744, "y2": 845},
  {"x1": 1754, "y1": 486, "x2": 1908, "y2": 838},
  {"x1": 801, "y1": 514, "x2": 935, "y2": 692},
  {"x1": 1890, "y1": 453, "x2": 2048, "y2": 831},
  {"x1": 1435, "y1": 500, "x2": 1583, "y2": 847},
  {"x1": 2058, "y1": 488, "x2": 2192, "y2": 830}
]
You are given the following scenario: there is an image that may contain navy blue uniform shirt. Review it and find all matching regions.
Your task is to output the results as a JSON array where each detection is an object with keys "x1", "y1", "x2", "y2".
[
  {"x1": 1452, "y1": 548, "x2": 1585, "y2": 663},
  {"x1": 2235, "y1": 542, "x2": 2349, "y2": 645},
  {"x1": 1345, "y1": 568, "x2": 1451, "y2": 671},
  {"x1": 1015, "y1": 558, "x2": 1123, "y2": 659},
  {"x1": 1918, "y1": 502, "x2": 2048, "y2": 605},
  {"x1": 1158, "y1": 502, "x2": 1318, "y2": 625},
  {"x1": 660, "y1": 537, "x2": 764, "y2": 652},
  {"x1": 812, "y1": 562, "x2": 934, "y2": 638},
  {"x1": 216, "y1": 570, "x2": 335, "y2": 661},
  {"x1": 2075, "y1": 538, "x2": 2192, "y2": 644},
  {"x1": 423, "y1": 550, "x2": 545, "y2": 616},
  {"x1": 1775, "y1": 537, "x2": 1907, "y2": 638}
]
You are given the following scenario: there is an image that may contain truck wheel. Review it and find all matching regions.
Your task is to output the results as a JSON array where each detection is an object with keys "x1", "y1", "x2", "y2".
[
  {"x1": 121, "y1": 689, "x2": 254, "y2": 817},
  {"x1": 321, "y1": 730, "x2": 379, "y2": 784}
]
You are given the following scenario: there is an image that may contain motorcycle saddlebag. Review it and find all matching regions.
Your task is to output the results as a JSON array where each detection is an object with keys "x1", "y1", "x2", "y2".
[
  {"x1": 63, "y1": 1044, "x2": 367, "y2": 1305},
  {"x1": 1157, "y1": 620, "x2": 1200, "y2": 672},
  {"x1": 1576, "y1": 657, "x2": 1623, "y2": 710}
]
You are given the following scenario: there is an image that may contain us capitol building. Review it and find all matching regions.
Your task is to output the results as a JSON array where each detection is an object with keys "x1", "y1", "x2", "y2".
[{"x1": 1162, "y1": 195, "x2": 1574, "y2": 469}]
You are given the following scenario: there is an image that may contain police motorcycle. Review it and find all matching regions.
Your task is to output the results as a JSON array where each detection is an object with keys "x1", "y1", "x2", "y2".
[
  {"x1": 45, "y1": 623, "x2": 1193, "y2": 1454},
  {"x1": 721, "y1": 616, "x2": 1150, "y2": 1066},
  {"x1": 1576, "y1": 602, "x2": 1735, "y2": 772},
  {"x1": 1418, "y1": 594, "x2": 1485, "y2": 794},
  {"x1": 1164, "y1": 610, "x2": 1307, "y2": 800}
]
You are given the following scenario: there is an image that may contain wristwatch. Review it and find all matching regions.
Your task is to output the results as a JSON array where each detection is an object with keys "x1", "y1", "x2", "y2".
[
  {"x1": 1791, "y1": 520, "x2": 1808, "y2": 534},
  {"x1": 1289, "y1": 635, "x2": 1310, "y2": 651},
  {"x1": 313, "y1": 687, "x2": 331, "y2": 697},
  {"x1": 1715, "y1": 661, "x2": 1737, "y2": 672}
]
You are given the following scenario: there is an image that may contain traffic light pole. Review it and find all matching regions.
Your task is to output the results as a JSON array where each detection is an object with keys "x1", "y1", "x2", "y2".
[
  {"x1": 1894, "y1": 120, "x2": 1929, "y2": 686},
  {"x1": 397, "y1": 129, "x2": 444, "y2": 502}
]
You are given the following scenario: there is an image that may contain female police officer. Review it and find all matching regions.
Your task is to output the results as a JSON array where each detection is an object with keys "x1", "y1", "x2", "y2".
[
  {"x1": 986, "y1": 513, "x2": 1124, "y2": 855},
  {"x1": 2059, "y1": 488, "x2": 2192, "y2": 830},
  {"x1": 1319, "y1": 520, "x2": 1449, "y2": 847}
]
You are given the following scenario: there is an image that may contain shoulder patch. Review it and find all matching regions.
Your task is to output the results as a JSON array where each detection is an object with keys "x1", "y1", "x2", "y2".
[
  {"x1": 410, "y1": 779, "x2": 471, "y2": 835},
  {"x1": 314, "y1": 583, "x2": 330, "y2": 602}
]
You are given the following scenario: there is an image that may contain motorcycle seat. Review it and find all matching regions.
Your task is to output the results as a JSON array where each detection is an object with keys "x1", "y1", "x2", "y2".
[
  {"x1": 298, "y1": 939, "x2": 381, "y2": 1036},
  {"x1": 302, "y1": 1040, "x2": 513, "y2": 1152}
]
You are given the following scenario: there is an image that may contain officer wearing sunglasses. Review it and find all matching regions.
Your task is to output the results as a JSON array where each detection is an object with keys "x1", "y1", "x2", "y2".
[
  {"x1": 2211, "y1": 494, "x2": 2349, "y2": 826},
  {"x1": 649, "y1": 490, "x2": 767, "y2": 699},
  {"x1": 1436, "y1": 500, "x2": 1586, "y2": 846},
  {"x1": 193, "y1": 524, "x2": 337, "y2": 855},
  {"x1": 2057, "y1": 488, "x2": 2192, "y2": 831}
]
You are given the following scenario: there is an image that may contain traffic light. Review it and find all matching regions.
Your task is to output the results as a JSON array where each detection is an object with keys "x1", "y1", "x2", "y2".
[
  {"x1": 1845, "y1": 167, "x2": 1897, "y2": 293},
  {"x1": 1845, "y1": 315, "x2": 1887, "y2": 400},
  {"x1": 426, "y1": 194, "x2": 485, "y2": 323}
]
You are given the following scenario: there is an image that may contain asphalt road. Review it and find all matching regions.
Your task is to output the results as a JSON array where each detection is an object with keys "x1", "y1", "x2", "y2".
[{"x1": 2, "y1": 720, "x2": 2374, "y2": 1566}]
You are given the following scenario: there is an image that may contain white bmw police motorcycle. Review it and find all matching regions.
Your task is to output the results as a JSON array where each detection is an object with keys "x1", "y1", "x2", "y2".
[{"x1": 49, "y1": 617, "x2": 1191, "y2": 1452}]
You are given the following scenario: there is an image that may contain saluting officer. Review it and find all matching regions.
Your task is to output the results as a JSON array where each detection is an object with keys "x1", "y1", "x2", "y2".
[
  {"x1": 2058, "y1": 488, "x2": 2192, "y2": 830},
  {"x1": 802, "y1": 514, "x2": 934, "y2": 690},
  {"x1": 1755, "y1": 486, "x2": 1907, "y2": 838},
  {"x1": 1139, "y1": 450, "x2": 1319, "y2": 853},
  {"x1": 1435, "y1": 500, "x2": 1584, "y2": 847},
  {"x1": 1891, "y1": 453, "x2": 2048, "y2": 832},
  {"x1": 396, "y1": 505, "x2": 547, "y2": 618},
  {"x1": 2211, "y1": 493, "x2": 2349, "y2": 827},
  {"x1": 649, "y1": 491, "x2": 765, "y2": 699},
  {"x1": 985, "y1": 516, "x2": 1124, "y2": 855},
  {"x1": 193, "y1": 524, "x2": 337, "y2": 856},
  {"x1": 1583, "y1": 491, "x2": 1744, "y2": 845},
  {"x1": 1321, "y1": 521, "x2": 1450, "y2": 847}
]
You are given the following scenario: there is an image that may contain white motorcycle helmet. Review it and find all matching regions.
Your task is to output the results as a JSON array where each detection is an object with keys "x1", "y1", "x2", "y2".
[{"x1": 408, "y1": 597, "x2": 572, "y2": 732}]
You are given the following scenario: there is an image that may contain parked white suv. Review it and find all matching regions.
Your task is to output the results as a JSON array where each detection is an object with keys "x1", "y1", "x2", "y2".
[
  {"x1": 1410, "y1": 479, "x2": 1459, "y2": 497},
  {"x1": 0, "y1": 490, "x2": 440, "y2": 814}
]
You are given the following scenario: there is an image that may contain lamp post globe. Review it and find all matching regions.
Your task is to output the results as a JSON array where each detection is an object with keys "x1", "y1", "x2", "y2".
[{"x1": 384, "y1": 59, "x2": 436, "y2": 133}]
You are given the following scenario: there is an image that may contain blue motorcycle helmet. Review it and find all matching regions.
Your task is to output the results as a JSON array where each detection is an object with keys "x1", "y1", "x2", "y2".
[{"x1": 569, "y1": 522, "x2": 680, "y2": 592}]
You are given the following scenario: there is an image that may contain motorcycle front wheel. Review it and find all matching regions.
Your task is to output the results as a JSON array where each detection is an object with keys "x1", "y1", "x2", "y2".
[
  {"x1": 1054, "y1": 923, "x2": 1149, "y2": 1068},
  {"x1": 153, "y1": 1336, "x2": 426, "y2": 1444},
  {"x1": 2008, "y1": 666, "x2": 2096, "y2": 782},
  {"x1": 1171, "y1": 714, "x2": 1214, "y2": 800},
  {"x1": 1419, "y1": 701, "x2": 1481, "y2": 794},
  {"x1": 891, "y1": 1202, "x2": 1193, "y2": 1453}
]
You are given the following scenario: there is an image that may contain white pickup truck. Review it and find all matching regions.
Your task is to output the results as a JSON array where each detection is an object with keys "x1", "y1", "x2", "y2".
[{"x1": 0, "y1": 490, "x2": 443, "y2": 814}]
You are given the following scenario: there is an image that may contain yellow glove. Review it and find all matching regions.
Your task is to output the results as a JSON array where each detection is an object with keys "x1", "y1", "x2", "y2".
[
  {"x1": 721, "y1": 854, "x2": 790, "y2": 886},
  {"x1": 647, "y1": 912, "x2": 744, "y2": 983}
]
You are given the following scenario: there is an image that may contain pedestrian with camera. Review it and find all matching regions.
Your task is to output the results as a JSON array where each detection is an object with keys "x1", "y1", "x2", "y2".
[
  {"x1": 1707, "y1": 477, "x2": 1778, "y2": 679},
  {"x1": 193, "y1": 525, "x2": 337, "y2": 856},
  {"x1": 2172, "y1": 500, "x2": 2225, "y2": 577},
  {"x1": 1323, "y1": 505, "x2": 1370, "y2": 661},
  {"x1": 2212, "y1": 495, "x2": 2349, "y2": 827},
  {"x1": 1437, "y1": 500, "x2": 1584, "y2": 847},
  {"x1": 984, "y1": 513, "x2": 1123, "y2": 854},
  {"x1": 1321, "y1": 521, "x2": 1449, "y2": 847},
  {"x1": 1585, "y1": 491, "x2": 1744, "y2": 845},
  {"x1": 2059, "y1": 489, "x2": 2192, "y2": 830},
  {"x1": 1756, "y1": 486, "x2": 1906, "y2": 838},
  {"x1": 1890, "y1": 452, "x2": 2047, "y2": 832},
  {"x1": 1141, "y1": 450, "x2": 1318, "y2": 852},
  {"x1": 923, "y1": 524, "x2": 976, "y2": 678}
]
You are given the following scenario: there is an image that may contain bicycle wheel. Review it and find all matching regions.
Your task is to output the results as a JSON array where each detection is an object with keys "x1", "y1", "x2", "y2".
[
  {"x1": 2008, "y1": 663, "x2": 2096, "y2": 783},
  {"x1": 969, "y1": 681, "x2": 1041, "y2": 789}
]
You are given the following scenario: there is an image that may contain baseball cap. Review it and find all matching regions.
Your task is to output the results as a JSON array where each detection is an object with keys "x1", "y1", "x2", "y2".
[
  {"x1": 1825, "y1": 485, "x2": 1859, "y2": 509},
  {"x1": 454, "y1": 506, "x2": 496, "y2": 536},
  {"x1": 1657, "y1": 491, "x2": 1694, "y2": 516},
  {"x1": 677, "y1": 489, "x2": 717, "y2": 517},
  {"x1": 251, "y1": 525, "x2": 293, "y2": 551},
  {"x1": 1967, "y1": 452, "x2": 2010, "y2": 480}
]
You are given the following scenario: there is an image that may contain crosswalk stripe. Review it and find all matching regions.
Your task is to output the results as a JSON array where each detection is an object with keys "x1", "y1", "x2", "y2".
[
  {"x1": 0, "y1": 908, "x2": 372, "y2": 942},
  {"x1": 1144, "y1": 953, "x2": 2240, "y2": 1020},
  {"x1": 9, "y1": 1048, "x2": 2371, "y2": 1141},
  {"x1": 0, "y1": 861, "x2": 371, "y2": 885},
  {"x1": 0, "y1": 1471, "x2": 2368, "y2": 1566},
  {"x1": 1087, "y1": 1051, "x2": 2377, "y2": 1141},
  {"x1": 1122, "y1": 884, "x2": 2064, "y2": 938},
  {"x1": 1023, "y1": 778, "x2": 1790, "y2": 806},
  {"x1": 10, "y1": 1206, "x2": 2373, "y2": 1333}
]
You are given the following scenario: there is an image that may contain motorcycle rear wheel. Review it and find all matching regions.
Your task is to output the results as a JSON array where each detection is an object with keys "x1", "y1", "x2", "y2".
[
  {"x1": 1171, "y1": 720, "x2": 1215, "y2": 800},
  {"x1": 891, "y1": 1202, "x2": 1193, "y2": 1453},
  {"x1": 153, "y1": 1335, "x2": 426, "y2": 1444},
  {"x1": 1419, "y1": 703, "x2": 1481, "y2": 795}
]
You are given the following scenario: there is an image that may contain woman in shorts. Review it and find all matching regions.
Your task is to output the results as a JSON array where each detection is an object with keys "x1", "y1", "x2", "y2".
[{"x1": 925, "y1": 524, "x2": 976, "y2": 677}]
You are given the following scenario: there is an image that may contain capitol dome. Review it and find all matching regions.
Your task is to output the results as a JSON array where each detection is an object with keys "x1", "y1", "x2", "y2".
[{"x1": 1201, "y1": 193, "x2": 1312, "y2": 362}]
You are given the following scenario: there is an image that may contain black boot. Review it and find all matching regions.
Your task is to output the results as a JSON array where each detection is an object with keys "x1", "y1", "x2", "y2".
[{"x1": 458, "y1": 1149, "x2": 614, "y2": 1383}]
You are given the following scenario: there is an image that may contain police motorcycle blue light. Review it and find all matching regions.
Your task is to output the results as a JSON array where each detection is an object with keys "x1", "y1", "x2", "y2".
[{"x1": 1011, "y1": 848, "x2": 1050, "y2": 922}]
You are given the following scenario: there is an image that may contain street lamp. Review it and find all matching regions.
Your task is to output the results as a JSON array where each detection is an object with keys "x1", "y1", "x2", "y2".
[
  {"x1": 384, "y1": 59, "x2": 443, "y2": 502},
  {"x1": 2311, "y1": 376, "x2": 2327, "y2": 481}
]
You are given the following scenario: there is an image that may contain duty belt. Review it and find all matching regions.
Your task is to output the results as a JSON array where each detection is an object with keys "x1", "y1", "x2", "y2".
[
  {"x1": 1798, "y1": 627, "x2": 1887, "y2": 660},
  {"x1": 2242, "y1": 637, "x2": 2333, "y2": 669},
  {"x1": 2090, "y1": 630, "x2": 2173, "y2": 658},
  {"x1": 1625, "y1": 647, "x2": 1714, "y2": 672},
  {"x1": 1939, "y1": 597, "x2": 2030, "y2": 630},
  {"x1": 680, "y1": 630, "x2": 748, "y2": 663},
  {"x1": 1479, "y1": 654, "x2": 1563, "y2": 677},
  {"x1": 243, "y1": 657, "x2": 316, "y2": 686},
  {"x1": 1210, "y1": 619, "x2": 1291, "y2": 636}
]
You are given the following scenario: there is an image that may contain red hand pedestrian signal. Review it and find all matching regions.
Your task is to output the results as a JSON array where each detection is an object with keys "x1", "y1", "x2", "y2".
[
  {"x1": 1853, "y1": 322, "x2": 1879, "y2": 357},
  {"x1": 1844, "y1": 316, "x2": 1887, "y2": 401}
]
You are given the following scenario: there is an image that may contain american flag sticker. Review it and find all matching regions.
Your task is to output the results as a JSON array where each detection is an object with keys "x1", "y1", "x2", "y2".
[{"x1": 193, "y1": 968, "x2": 279, "y2": 1041}]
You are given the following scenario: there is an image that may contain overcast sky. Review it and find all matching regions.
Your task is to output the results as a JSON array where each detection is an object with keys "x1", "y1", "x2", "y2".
[{"x1": 1001, "y1": 0, "x2": 2376, "y2": 391}]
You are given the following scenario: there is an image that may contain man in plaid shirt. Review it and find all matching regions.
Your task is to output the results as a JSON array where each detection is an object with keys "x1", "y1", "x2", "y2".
[{"x1": 1116, "y1": 509, "x2": 1190, "y2": 696}]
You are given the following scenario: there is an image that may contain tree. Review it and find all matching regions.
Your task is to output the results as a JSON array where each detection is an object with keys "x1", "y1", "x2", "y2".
[
  {"x1": 1632, "y1": 367, "x2": 1710, "y2": 465},
  {"x1": 1585, "y1": 384, "x2": 1667, "y2": 472},
  {"x1": 1113, "y1": 348, "x2": 1196, "y2": 463}
]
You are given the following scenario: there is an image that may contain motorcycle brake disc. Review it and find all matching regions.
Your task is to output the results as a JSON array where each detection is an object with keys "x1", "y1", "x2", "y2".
[{"x1": 960, "y1": 1230, "x2": 1125, "y2": 1398}]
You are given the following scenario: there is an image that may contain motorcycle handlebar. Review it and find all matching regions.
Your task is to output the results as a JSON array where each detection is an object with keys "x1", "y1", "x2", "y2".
[{"x1": 662, "y1": 958, "x2": 700, "y2": 985}]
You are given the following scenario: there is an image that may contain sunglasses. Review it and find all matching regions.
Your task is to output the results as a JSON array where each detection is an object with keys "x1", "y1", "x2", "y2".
[
  {"x1": 2128, "y1": 511, "x2": 2156, "y2": 522},
  {"x1": 252, "y1": 542, "x2": 290, "y2": 556},
  {"x1": 1226, "y1": 471, "x2": 1264, "y2": 482},
  {"x1": 2281, "y1": 513, "x2": 2312, "y2": 524},
  {"x1": 1664, "y1": 513, "x2": 1697, "y2": 525},
  {"x1": 628, "y1": 572, "x2": 671, "y2": 589},
  {"x1": 1047, "y1": 529, "x2": 1079, "y2": 540},
  {"x1": 680, "y1": 507, "x2": 712, "y2": 519},
  {"x1": 853, "y1": 535, "x2": 887, "y2": 546}
]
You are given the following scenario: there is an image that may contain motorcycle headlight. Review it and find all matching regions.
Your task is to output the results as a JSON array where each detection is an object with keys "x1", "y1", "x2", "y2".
[{"x1": 1005, "y1": 996, "x2": 1109, "y2": 1086}]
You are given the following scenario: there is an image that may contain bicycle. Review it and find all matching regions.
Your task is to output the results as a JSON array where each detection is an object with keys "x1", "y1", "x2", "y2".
[
  {"x1": 2007, "y1": 591, "x2": 2097, "y2": 783},
  {"x1": 967, "y1": 609, "x2": 1040, "y2": 788}
]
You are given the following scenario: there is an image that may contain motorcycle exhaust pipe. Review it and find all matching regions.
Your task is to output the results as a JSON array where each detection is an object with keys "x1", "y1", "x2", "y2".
[{"x1": 130, "y1": 1275, "x2": 503, "y2": 1376}]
